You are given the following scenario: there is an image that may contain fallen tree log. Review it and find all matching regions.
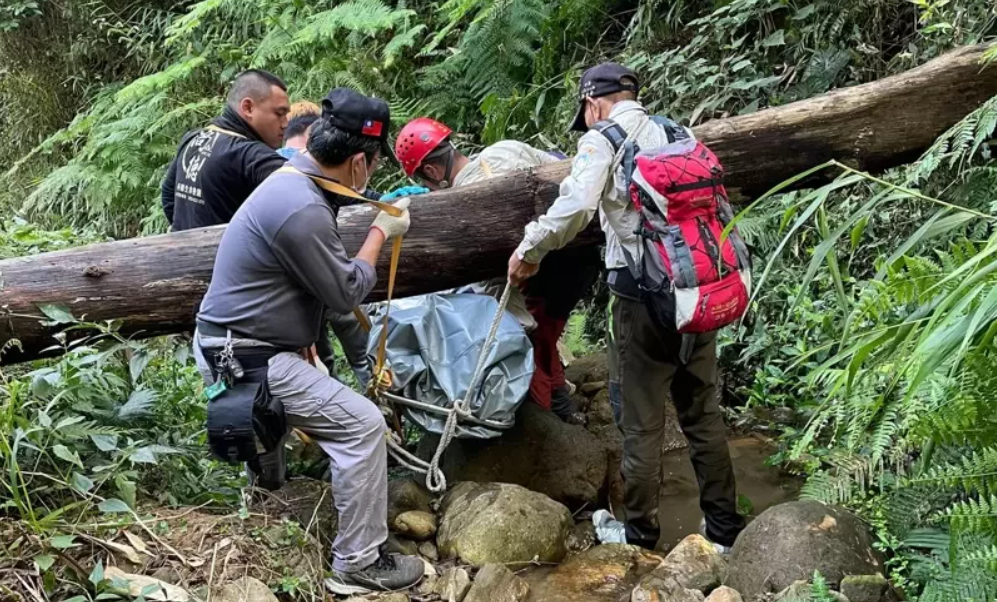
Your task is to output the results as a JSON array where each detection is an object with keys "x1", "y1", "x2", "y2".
[{"x1": 2, "y1": 44, "x2": 996, "y2": 364}]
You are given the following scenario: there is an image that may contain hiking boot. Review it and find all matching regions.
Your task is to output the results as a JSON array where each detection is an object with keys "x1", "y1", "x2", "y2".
[
  {"x1": 699, "y1": 518, "x2": 734, "y2": 558},
  {"x1": 325, "y1": 553, "x2": 423, "y2": 595},
  {"x1": 593, "y1": 509, "x2": 628, "y2": 545},
  {"x1": 551, "y1": 385, "x2": 586, "y2": 426}
]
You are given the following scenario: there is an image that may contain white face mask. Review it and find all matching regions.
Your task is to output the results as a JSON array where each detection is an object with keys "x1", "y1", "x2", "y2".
[{"x1": 351, "y1": 154, "x2": 370, "y2": 195}]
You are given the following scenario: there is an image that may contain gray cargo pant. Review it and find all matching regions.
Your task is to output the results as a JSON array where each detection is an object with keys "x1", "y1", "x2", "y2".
[
  {"x1": 194, "y1": 333, "x2": 388, "y2": 573},
  {"x1": 608, "y1": 296, "x2": 745, "y2": 548}
]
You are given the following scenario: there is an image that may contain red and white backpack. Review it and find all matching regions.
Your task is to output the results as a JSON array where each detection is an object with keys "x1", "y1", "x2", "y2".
[{"x1": 595, "y1": 116, "x2": 751, "y2": 334}]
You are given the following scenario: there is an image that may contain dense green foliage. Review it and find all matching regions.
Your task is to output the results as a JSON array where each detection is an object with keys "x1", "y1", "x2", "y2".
[{"x1": 3, "y1": 0, "x2": 997, "y2": 599}]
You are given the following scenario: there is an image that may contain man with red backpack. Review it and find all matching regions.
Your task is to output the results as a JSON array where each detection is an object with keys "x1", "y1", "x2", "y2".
[{"x1": 508, "y1": 63, "x2": 750, "y2": 554}]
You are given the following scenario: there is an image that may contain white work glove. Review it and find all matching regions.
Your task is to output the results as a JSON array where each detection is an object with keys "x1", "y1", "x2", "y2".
[{"x1": 370, "y1": 197, "x2": 412, "y2": 240}]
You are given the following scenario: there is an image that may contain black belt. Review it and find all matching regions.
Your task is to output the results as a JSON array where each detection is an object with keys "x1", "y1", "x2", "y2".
[{"x1": 196, "y1": 319, "x2": 242, "y2": 339}]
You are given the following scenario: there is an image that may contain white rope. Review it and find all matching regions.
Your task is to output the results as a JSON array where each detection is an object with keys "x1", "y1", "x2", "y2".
[{"x1": 382, "y1": 281, "x2": 514, "y2": 493}]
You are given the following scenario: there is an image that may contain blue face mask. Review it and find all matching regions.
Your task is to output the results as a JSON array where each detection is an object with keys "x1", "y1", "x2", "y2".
[{"x1": 277, "y1": 147, "x2": 298, "y2": 159}]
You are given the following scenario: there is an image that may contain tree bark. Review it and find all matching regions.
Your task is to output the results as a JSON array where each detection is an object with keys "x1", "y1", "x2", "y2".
[{"x1": 2, "y1": 44, "x2": 996, "y2": 364}]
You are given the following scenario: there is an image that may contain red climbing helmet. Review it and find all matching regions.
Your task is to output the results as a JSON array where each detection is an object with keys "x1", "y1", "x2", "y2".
[{"x1": 396, "y1": 118, "x2": 453, "y2": 177}]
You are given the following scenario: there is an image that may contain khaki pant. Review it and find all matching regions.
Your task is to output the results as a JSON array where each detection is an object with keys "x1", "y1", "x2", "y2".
[
  {"x1": 609, "y1": 295, "x2": 745, "y2": 548},
  {"x1": 195, "y1": 334, "x2": 387, "y2": 573}
]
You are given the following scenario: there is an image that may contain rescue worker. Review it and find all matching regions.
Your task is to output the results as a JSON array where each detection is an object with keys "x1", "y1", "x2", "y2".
[
  {"x1": 394, "y1": 118, "x2": 600, "y2": 424},
  {"x1": 277, "y1": 103, "x2": 375, "y2": 389},
  {"x1": 194, "y1": 87, "x2": 424, "y2": 594},
  {"x1": 278, "y1": 112, "x2": 319, "y2": 158},
  {"x1": 506, "y1": 63, "x2": 746, "y2": 554},
  {"x1": 162, "y1": 69, "x2": 290, "y2": 230}
]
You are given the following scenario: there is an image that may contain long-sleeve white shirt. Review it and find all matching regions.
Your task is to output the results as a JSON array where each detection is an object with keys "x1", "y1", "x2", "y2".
[{"x1": 515, "y1": 100, "x2": 694, "y2": 270}]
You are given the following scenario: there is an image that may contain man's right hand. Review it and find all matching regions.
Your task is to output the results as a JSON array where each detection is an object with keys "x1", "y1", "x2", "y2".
[{"x1": 371, "y1": 197, "x2": 412, "y2": 240}]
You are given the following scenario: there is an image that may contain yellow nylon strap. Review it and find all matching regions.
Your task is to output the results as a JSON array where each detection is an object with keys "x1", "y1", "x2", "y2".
[
  {"x1": 353, "y1": 307, "x2": 372, "y2": 332},
  {"x1": 275, "y1": 166, "x2": 403, "y2": 216},
  {"x1": 275, "y1": 165, "x2": 404, "y2": 398},
  {"x1": 204, "y1": 124, "x2": 248, "y2": 139}
]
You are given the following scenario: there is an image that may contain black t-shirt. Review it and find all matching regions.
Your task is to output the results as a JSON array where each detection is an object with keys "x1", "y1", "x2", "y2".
[{"x1": 162, "y1": 107, "x2": 286, "y2": 231}]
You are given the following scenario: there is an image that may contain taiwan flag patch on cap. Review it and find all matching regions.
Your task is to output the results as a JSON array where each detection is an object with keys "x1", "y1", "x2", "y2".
[{"x1": 362, "y1": 119, "x2": 384, "y2": 137}]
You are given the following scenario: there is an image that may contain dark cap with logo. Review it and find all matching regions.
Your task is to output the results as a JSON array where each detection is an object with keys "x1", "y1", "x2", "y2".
[
  {"x1": 321, "y1": 87, "x2": 397, "y2": 164},
  {"x1": 570, "y1": 62, "x2": 640, "y2": 132}
]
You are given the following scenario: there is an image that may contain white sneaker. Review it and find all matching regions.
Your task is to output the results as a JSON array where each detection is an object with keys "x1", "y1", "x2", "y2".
[
  {"x1": 699, "y1": 518, "x2": 733, "y2": 557},
  {"x1": 593, "y1": 509, "x2": 628, "y2": 545}
]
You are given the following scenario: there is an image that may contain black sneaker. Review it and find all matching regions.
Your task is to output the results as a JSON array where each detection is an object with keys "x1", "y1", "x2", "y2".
[{"x1": 325, "y1": 553, "x2": 424, "y2": 595}]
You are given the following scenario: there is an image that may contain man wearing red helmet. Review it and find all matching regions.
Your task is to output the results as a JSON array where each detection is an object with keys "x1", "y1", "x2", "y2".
[{"x1": 395, "y1": 118, "x2": 601, "y2": 424}]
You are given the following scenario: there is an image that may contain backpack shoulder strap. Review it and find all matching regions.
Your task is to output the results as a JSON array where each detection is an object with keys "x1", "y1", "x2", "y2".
[
  {"x1": 590, "y1": 119, "x2": 637, "y2": 191},
  {"x1": 591, "y1": 119, "x2": 628, "y2": 153},
  {"x1": 649, "y1": 116, "x2": 690, "y2": 143}
]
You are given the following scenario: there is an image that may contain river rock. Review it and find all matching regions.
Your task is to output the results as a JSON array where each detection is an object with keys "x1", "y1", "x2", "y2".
[
  {"x1": 433, "y1": 567, "x2": 472, "y2": 602},
  {"x1": 464, "y1": 564, "x2": 529, "y2": 602},
  {"x1": 525, "y1": 544, "x2": 663, "y2": 602},
  {"x1": 393, "y1": 510, "x2": 437, "y2": 540},
  {"x1": 384, "y1": 534, "x2": 420, "y2": 557},
  {"x1": 581, "y1": 381, "x2": 607, "y2": 395},
  {"x1": 656, "y1": 534, "x2": 727, "y2": 592},
  {"x1": 631, "y1": 574, "x2": 705, "y2": 602},
  {"x1": 706, "y1": 586, "x2": 743, "y2": 602},
  {"x1": 211, "y1": 577, "x2": 278, "y2": 602},
  {"x1": 419, "y1": 540, "x2": 439, "y2": 561},
  {"x1": 388, "y1": 477, "x2": 434, "y2": 523},
  {"x1": 438, "y1": 482, "x2": 572, "y2": 565},
  {"x1": 418, "y1": 402, "x2": 612, "y2": 508},
  {"x1": 839, "y1": 574, "x2": 888, "y2": 602},
  {"x1": 727, "y1": 501, "x2": 884, "y2": 598}
]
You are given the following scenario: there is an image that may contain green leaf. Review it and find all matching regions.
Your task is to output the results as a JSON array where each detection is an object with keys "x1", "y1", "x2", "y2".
[
  {"x1": 793, "y1": 4, "x2": 816, "y2": 20},
  {"x1": 52, "y1": 444, "x2": 83, "y2": 468},
  {"x1": 116, "y1": 475, "x2": 137, "y2": 509},
  {"x1": 118, "y1": 389, "x2": 156, "y2": 418},
  {"x1": 89, "y1": 560, "x2": 105, "y2": 586},
  {"x1": 90, "y1": 434, "x2": 119, "y2": 452},
  {"x1": 55, "y1": 415, "x2": 85, "y2": 430},
  {"x1": 99, "y1": 498, "x2": 131, "y2": 513},
  {"x1": 128, "y1": 446, "x2": 157, "y2": 465},
  {"x1": 34, "y1": 554, "x2": 55, "y2": 571},
  {"x1": 38, "y1": 303, "x2": 76, "y2": 325},
  {"x1": 72, "y1": 472, "x2": 95, "y2": 493},
  {"x1": 762, "y1": 29, "x2": 785, "y2": 47},
  {"x1": 50, "y1": 534, "x2": 76, "y2": 550},
  {"x1": 129, "y1": 350, "x2": 151, "y2": 383}
]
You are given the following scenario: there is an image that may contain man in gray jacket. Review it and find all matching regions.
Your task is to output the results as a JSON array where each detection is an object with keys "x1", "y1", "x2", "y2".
[
  {"x1": 507, "y1": 64, "x2": 745, "y2": 554},
  {"x1": 195, "y1": 88, "x2": 423, "y2": 594}
]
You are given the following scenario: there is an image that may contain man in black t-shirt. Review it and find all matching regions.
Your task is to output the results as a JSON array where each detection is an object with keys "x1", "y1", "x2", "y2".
[{"x1": 162, "y1": 70, "x2": 290, "y2": 231}]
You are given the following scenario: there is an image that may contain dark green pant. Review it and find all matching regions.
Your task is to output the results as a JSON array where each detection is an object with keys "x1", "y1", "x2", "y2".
[{"x1": 609, "y1": 294, "x2": 745, "y2": 548}]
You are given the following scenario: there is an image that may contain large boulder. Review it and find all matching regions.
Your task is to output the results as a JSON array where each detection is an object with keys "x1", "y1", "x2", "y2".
[
  {"x1": 726, "y1": 500, "x2": 885, "y2": 600},
  {"x1": 437, "y1": 482, "x2": 572, "y2": 566},
  {"x1": 464, "y1": 564, "x2": 529, "y2": 602},
  {"x1": 631, "y1": 574, "x2": 706, "y2": 602},
  {"x1": 524, "y1": 544, "x2": 663, "y2": 602},
  {"x1": 418, "y1": 402, "x2": 613, "y2": 509},
  {"x1": 655, "y1": 534, "x2": 727, "y2": 592}
]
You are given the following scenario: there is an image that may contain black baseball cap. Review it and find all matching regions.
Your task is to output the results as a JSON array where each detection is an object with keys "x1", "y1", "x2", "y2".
[
  {"x1": 321, "y1": 87, "x2": 398, "y2": 164},
  {"x1": 570, "y1": 62, "x2": 640, "y2": 132}
]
